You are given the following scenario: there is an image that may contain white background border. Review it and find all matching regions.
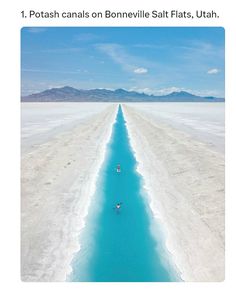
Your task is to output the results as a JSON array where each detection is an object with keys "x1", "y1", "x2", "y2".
[{"x1": 0, "y1": 0, "x2": 234, "y2": 289}]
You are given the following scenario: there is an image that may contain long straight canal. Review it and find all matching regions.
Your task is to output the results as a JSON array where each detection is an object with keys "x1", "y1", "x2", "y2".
[{"x1": 70, "y1": 105, "x2": 178, "y2": 282}]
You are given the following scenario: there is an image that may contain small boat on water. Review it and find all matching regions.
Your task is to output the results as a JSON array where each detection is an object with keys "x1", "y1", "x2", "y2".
[
  {"x1": 116, "y1": 164, "x2": 121, "y2": 173},
  {"x1": 113, "y1": 202, "x2": 123, "y2": 214}
]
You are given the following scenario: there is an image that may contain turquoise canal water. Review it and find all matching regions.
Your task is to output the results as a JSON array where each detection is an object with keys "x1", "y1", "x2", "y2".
[{"x1": 70, "y1": 105, "x2": 179, "y2": 282}]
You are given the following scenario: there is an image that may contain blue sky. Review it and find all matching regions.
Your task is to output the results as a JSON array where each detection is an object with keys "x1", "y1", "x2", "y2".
[{"x1": 21, "y1": 27, "x2": 224, "y2": 97}]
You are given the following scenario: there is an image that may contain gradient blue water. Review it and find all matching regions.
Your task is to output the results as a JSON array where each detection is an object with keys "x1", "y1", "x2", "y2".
[{"x1": 70, "y1": 105, "x2": 177, "y2": 282}]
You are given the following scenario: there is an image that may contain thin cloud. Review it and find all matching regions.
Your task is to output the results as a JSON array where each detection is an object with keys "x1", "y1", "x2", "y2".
[
  {"x1": 96, "y1": 43, "x2": 149, "y2": 74},
  {"x1": 177, "y1": 41, "x2": 224, "y2": 69},
  {"x1": 154, "y1": 87, "x2": 184, "y2": 95},
  {"x1": 207, "y1": 68, "x2": 220, "y2": 74},
  {"x1": 96, "y1": 43, "x2": 133, "y2": 71},
  {"x1": 134, "y1": 68, "x2": 148, "y2": 74}
]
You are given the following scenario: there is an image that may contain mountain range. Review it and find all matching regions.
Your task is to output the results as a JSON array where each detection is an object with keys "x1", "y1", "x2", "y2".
[{"x1": 21, "y1": 86, "x2": 225, "y2": 102}]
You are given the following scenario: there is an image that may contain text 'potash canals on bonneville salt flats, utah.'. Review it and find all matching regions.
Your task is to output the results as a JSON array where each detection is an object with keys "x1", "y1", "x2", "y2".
[{"x1": 21, "y1": 9, "x2": 219, "y2": 19}]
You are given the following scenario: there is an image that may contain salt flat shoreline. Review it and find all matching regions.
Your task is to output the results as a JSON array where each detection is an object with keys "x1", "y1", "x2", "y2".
[
  {"x1": 21, "y1": 103, "x2": 118, "y2": 281},
  {"x1": 123, "y1": 104, "x2": 225, "y2": 282}
]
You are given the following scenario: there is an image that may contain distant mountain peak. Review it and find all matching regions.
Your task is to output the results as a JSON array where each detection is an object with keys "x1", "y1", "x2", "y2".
[
  {"x1": 167, "y1": 91, "x2": 194, "y2": 96},
  {"x1": 62, "y1": 85, "x2": 73, "y2": 89},
  {"x1": 114, "y1": 88, "x2": 128, "y2": 93}
]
